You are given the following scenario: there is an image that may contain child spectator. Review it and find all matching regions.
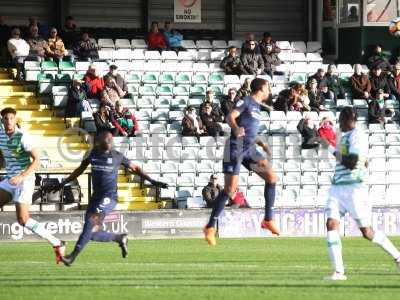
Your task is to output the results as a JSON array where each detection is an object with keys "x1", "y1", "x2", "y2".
[
  {"x1": 318, "y1": 117, "x2": 336, "y2": 147},
  {"x1": 111, "y1": 101, "x2": 138, "y2": 137}
]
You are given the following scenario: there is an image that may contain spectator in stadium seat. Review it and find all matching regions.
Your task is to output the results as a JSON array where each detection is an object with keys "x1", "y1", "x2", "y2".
[
  {"x1": 307, "y1": 78, "x2": 328, "y2": 113},
  {"x1": 297, "y1": 116, "x2": 321, "y2": 149},
  {"x1": 27, "y1": 25, "x2": 47, "y2": 61},
  {"x1": 202, "y1": 174, "x2": 222, "y2": 208},
  {"x1": 110, "y1": 101, "x2": 138, "y2": 137},
  {"x1": 101, "y1": 76, "x2": 124, "y2": 108},
  {"x1": 370, "y1": 65, "x2": 396, "y2": 100},
  {"x1": 322, "y1": 64, "x2": 346, "y2": 101},
  {"x1": 83, "y1": 64, "x2": 105, "y2": 99},
  {"x1": 200, "y1": 101, "x2": 224, "y2": 137},
  {"x1": 220, "y1": 88, "x2": 238, "y2": 118},
  {"x1": 241, "y1": 39, "x2": 264, "y2": 75},
  {"x1": 260, "y1": 42, "x2": 281, "y2": 76},
  {"x1": 61, "y1": 16, "x2": 80, "y2": 50},
  {"x1": 163, "y1": 21, "x2": 185, "y2": 52},
  {"x1": 389, "y1": 63, "x2": 400, "y2": 100},
  {"x1": 351, "y1": 64, "x2": 371, "y2": 100},
  {"x1": 367, "y1": 45, "x2": 391, "y2": 72},
  {"x1": 74, "y1": 32, "x2": 98, "y2": 61},
  {"x1": 241, "y1": 33, "x2": 260, "y2": 54},
  {"x1": 93, "y1": 103, "x2": 117, "y2": 135},
  {"x1": 182, "y1": 106, "x2": 204, "y2": 137},
  {"x1": 104, "y1": 65, "x2": 128, "y2": 97},
  {"x1": 274, "y1": 83, "x2": 303, "y2": 113},
  {"x1": 7, "y1": 28, "x2": 30, "y2": 80},
  {"x1": 306, "y1": 68, "x2": 325, "y2": 87},
  {"x1": 237, "y1": 78, "x2": 252, "y2": 98},
  {"x1": 65, "y1": 79, "x2": 91, "y2": 118},
  {"x1": 199, "y1": 90, "x2": 224, "y2": 122},
  {"x1": 0, "y1": 16, "x2": 11, "y2": 66},
  {"x1": 258, "y1": 32, "x2": 281, "y2": 55},
  {"x1": 46, "y1": 27, "x2": 66, "y2": 61},
  {"x1": 24, "y1": 17, "x2": 48, "y2": 39},
  {"x1": 147, "y1": 21, "x2": 167, "y2": 52},
  {"x1": 318, "y1": 117, "x2": 336, "y2": 147},
  {"x1": 220, "y1": 46, "x2": 246, "y2": 75}
]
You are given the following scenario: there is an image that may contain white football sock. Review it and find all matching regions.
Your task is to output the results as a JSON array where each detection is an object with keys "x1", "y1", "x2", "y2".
[
  {"x1": 327, "y1": 230, "x2": 345, "y2": 274},
  {"x1": 372, "y1": 230, "x2": 400, "y2": 260},
  {"x1": 25, "y1": 218, "x2": 61, "y2": 247}
]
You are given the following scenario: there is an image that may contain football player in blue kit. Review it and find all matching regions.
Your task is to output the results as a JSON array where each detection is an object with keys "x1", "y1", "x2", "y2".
[
  {"x1": 50, "y1": 130, "x2": 168, "y2": 266},
  {"x1": 204, "y1": 78, "x2": 279, "y2": 246}
]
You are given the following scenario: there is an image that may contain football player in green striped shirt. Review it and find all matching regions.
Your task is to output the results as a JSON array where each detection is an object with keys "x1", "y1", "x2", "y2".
[
  {"x1": 324, "y1": 107, "x2": 400, "y2": 280},
  {"x1": 0, "y1": 107, "x2": 65, "y2": 263}
]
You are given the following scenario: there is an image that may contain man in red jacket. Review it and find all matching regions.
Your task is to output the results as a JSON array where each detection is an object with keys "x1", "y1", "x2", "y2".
[
  {"x1": 147, "y1": 21, "x2": 167, "y2": 52},
  {"x1": 111, "y1": 101, "x2": 138, "y2": 137}
]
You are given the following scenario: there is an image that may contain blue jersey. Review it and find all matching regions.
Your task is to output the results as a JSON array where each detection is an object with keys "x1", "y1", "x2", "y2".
[
  {"x1": 86, "y1": 149, "x2": 130, "y2": 200},
  {"x1": 230, "y1": 96, "x2": 262, "y2": 149}
]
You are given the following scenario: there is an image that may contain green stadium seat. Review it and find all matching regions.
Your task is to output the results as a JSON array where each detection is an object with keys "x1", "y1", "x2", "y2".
[
  {"x1": 175, "y1": 73, "x2": 192, "y2": 85},
  {"x1": 139, "y1": 85, "x2": 156, "y2": 96},
  {"x1": 159, "y1": 73, "x2": 175, "y2": 85},
  {"x1": 190, "y1": 85, "x2": 207, "y2": 98},
  {"x1": 41, "y1": 60, "x2": 58, "y2": 71},
  {"x1": 56, "y1": 73, "x2": 72, "y2": 84},
  {"x1": 156, "y1": 85, "x2": 173, "y2": 96},
  {"x1": 173, "y1": 85, "x2": 190, "y2": 97},
  {"x1": 209, "y1": 85, "x2": 224, "y2": 96},
  {"x1": 208, "y1": 72, "x2": 224, "y2": 85},
  {"x1": 59, "y1": 60, "x2": 75, "y2": 71},
  {"x1": 192, "y1": 73, "x2": 208, "y2": 85},
  {"x1": 142, "y1": 72, "x2": 159, "y2": 84},
  {"x1": 125, "y1": 72, "x2": 142, "y2": 84},
  {"x1": 289, "y1": 73, "x2": 307, "y2": 84},
  {"x1": 37, "y1": 73, "x2": 54, "y2": 94}
]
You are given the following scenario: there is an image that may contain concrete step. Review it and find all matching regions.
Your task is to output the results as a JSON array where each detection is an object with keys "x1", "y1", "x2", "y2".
[
  {"x1": 0, "y1": 97, "x2": 38, "y2": 106},
  {"x1": 0, "y1": 103, "x2": 48, "y2": 110},
  {"x1": 0, "y1": 91, "x2": 35, "y2": 97},
  {"x1": 0, "y1": 85, "x2": 25, "y2": 92},
  {"x1": 117, "y1": 196, "x2": 156, "y2": 203}
]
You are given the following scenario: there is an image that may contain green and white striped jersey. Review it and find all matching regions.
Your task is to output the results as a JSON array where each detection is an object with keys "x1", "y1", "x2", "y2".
[
  {"x1": 332, "y1": 128, "x2": 368, "y2": 185},
  {"x1": 0, "y1": 127, "x2": 34, "y2": 179}
]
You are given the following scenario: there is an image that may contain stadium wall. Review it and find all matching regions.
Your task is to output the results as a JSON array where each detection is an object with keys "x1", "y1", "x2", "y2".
[{"x1": 1, "y1": 208, "x2": 400, "y2": 241}]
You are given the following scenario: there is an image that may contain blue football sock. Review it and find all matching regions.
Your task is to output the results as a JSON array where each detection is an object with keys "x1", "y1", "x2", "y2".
[
  {"x1": 91, "y1": 230, "x2": 119, "y2": 242},
  {"x1": 206, "y1": 191, "x2": 229, "y2": 228},
  {"x1": 264, "y1": 183, "x2": 276, "y2": 221}
]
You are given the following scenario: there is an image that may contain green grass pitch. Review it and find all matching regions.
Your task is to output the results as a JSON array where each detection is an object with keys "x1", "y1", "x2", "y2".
[{"x1": 1, "y1": 238, "x2": 399, "y2": 300}]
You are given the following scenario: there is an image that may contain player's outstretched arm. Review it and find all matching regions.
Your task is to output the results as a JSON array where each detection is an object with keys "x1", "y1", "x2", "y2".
[
  {"x1": 127, "y1": 161, "x2": 168, "y2": 188},
  {"x1": 48, "y1": 159, "x2": 90, "y2": 192},
  {"x1": 9, "y1": 147, "x2": 40, "y2": 186}
]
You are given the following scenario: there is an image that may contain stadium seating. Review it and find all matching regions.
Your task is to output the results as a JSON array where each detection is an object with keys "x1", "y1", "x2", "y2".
[{"x1": 6, "y1": 35, "x2": 400, "y2": 212}]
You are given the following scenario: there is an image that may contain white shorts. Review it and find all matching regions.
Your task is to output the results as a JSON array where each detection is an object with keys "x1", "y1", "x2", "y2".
[
  {"x1": 325, "y1": 184, "x2": 372, "y2": 227},
  {"x1": 0, "y1": 177, "x2": 35, "y2": 204}
]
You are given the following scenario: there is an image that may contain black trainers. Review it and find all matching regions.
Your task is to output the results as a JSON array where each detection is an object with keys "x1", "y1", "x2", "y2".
[
  {"x1": 61, "y1": 253, "x2": 76, "y2": 267},
  {"x1": 118, "y1": 234, "x2": 129, "y2": 258}
]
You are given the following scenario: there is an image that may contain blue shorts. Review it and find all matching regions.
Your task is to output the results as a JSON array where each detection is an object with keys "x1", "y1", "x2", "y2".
[
  {"x1": 87, "y1": 195, "x2": 117, "y2": 215},
  {"x1": 222, "y1": 143, "x2": 266, "y2": 175}
]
